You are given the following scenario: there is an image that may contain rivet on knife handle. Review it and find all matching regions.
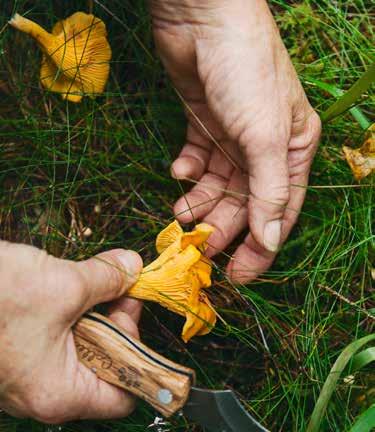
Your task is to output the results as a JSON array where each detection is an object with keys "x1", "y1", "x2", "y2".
[{"x1": 73, "y1": 312, "x2": 195, "y2": 418}]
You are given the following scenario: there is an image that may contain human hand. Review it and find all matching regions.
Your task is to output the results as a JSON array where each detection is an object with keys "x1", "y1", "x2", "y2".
[
  {"x1": 151, "y1": 0, "x2": 321, "y2": 282},
  {"x1": 0, "y1": 241, "x2": 143, "y2": 424}
]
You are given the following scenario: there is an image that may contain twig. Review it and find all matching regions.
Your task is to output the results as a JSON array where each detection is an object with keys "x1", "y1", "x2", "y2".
[{"x1": 319, "y1": 284, "x2": 375, "y2": 321}]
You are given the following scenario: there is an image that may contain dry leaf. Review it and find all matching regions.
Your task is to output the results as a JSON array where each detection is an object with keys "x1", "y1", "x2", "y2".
[{"x1": 343, "y1": 124, "x2": 375, "y2": 181}]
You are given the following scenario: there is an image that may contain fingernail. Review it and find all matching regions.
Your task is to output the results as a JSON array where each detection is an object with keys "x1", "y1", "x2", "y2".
[
  {"x1": 116, "y1": 250, "x2": 143, "y2": 285},
  {"x1": 263, "y1": 220, "x2": 281, "y2": 252}
]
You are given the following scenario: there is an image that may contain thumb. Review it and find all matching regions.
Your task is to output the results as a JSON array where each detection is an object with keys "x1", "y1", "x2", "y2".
[
  {"x1": 247, "y1": 137, "x2": 290, "y2": 252},
  {"x1": 74, "y1": 249, "x2": 143, "y2": 313}
]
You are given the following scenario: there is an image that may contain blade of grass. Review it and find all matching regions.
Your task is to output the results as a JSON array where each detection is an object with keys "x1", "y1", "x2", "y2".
[
  {"x1": 347, "y1": 404, "x2": 375, "y2": 432},
  {"x1": 321, "y1": 62, "x2": 375, "y2": 123},
  {"x1": 306, "y1": 334, "x2": 375, "y2": 432},
  {"x1": 350, "y1": 347, "x2": 375, "y2": 372},
  {"x1": 306, "y1": 77, "x2": 371, "y2": 130}
]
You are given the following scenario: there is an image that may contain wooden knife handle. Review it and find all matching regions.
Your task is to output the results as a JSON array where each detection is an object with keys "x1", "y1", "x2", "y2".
[{"x1": 73, "y1": 312, "x2": 195, "y2": 417}]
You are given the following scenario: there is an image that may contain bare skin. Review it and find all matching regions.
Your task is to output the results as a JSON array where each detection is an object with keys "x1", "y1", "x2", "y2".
[
  {"x1": 151, "y1": 0, "x2": 321, "y2": 282},
  {"x1": 0, "y1": 243, "x2": 143, "y2": 423}
]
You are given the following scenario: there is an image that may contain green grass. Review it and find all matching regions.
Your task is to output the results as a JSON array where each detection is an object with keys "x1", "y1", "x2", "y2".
[{"x1": 0, "y1": 0, "x2": 374, "y2": 431}]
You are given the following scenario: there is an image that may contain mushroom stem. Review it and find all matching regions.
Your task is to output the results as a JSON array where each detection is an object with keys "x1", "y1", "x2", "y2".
[{"x1": 9, "y1": 14, "x2": 53, "y2": 47}]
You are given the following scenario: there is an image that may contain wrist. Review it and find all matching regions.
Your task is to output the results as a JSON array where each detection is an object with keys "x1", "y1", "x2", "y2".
[{"x1": 151, "y1": 0, "x2": 277, "y2": 42}]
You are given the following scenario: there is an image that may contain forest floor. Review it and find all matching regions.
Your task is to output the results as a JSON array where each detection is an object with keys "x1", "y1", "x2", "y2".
[{"x1": 0, "y1": 1, "x2": 374, "y2": 431}]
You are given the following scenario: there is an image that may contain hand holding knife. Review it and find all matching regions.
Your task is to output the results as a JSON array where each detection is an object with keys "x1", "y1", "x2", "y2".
[{"x1": 73, "y1": 313, "x2": 269, "y2": 432}]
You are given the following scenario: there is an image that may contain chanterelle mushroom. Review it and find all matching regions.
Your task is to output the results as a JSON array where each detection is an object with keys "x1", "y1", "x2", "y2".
[
  {"x1": 9, "y1": 12, "x2": 111, "y2": 102},
  {"x1": 128, "y1": 220, "x2": 217, "y2": 343}
]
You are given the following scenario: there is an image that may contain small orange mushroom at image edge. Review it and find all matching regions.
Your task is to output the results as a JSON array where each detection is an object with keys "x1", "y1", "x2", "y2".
[
  {"x1": 127, "y1": 220, "x2": 217, "y2": 343},
  {"x1": 343, "y1": 123, "x2": 375, "y2": 181},
  {"x1": 8, "y1": 12, "x2": 111, "y2": 102}
]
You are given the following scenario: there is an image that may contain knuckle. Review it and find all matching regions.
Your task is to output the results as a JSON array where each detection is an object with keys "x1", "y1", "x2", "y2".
[
  {"x1": 208, "y1": 221, "x2": 228, "y2": 244},
  {"x1": 223, "y1": 194, "x2": 247, "y2": 208},
  {"x1": 81, "y1": 253, "x2": 125, "y2": 295},
  {"x1": 254, "y1": 180, "x2": 290, "y2": 202},
  {"x1": 241, "y1": 126, "x2": 288, "y2": 156},
  {"x1": 68, "y1": 264, "x2": 92, "y2": 308},
  {"x1": 99, "y1": 256, "x2": 125, "y2": 294},
  {"x1": 303, "y1": 111, "x2": 322, "y2": 149},
  {"x1": 226, "y1": 109, "x2": 253, "y2": 142},
  {"x1": 288, "y1": 111, "x2": 321, "y2": 176},
  {"x1": 53, "y1": 261, "x2": 88, "y2": 310},
  {"x1": 240, "y1": 127, "x2": 266, "y2": 150},
  {"x1": 310, "y1": 111, "x2": 322, "y2": 143},
  {"x1": 252, "y1": 183, "x2": 290, "y2": 210},
  {"x1": 273, "y1": 183, "x2": 290, "y2": 205}
]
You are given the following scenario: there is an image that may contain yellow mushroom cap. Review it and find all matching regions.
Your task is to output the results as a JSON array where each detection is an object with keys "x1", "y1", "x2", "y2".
[
  {"x1": 9, "y1": 12, "x2": 111, "y2": 102},
  {"x1": 128, "y1": 220, "x2": 217, "y2": 343}
]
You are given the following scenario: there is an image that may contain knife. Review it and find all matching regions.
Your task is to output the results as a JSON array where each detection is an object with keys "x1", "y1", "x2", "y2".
[{"x1": 73, "y1": 312, "x2": 269, "y2": 432}]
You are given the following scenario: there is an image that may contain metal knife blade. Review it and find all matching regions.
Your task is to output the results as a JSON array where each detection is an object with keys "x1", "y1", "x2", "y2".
[{"x1": 183, "y1": 387, "x2": 269, "y2": 432}]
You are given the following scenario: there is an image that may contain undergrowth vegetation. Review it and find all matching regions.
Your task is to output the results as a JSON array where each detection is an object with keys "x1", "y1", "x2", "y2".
[{"x1": 0, "y1": 0, "x2": 374, "y2": 431}]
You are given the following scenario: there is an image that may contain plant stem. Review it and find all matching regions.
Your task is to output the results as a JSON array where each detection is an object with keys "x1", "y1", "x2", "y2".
[{"x1": 306, "y1": 334, "x2": 375, "y2": 432}]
